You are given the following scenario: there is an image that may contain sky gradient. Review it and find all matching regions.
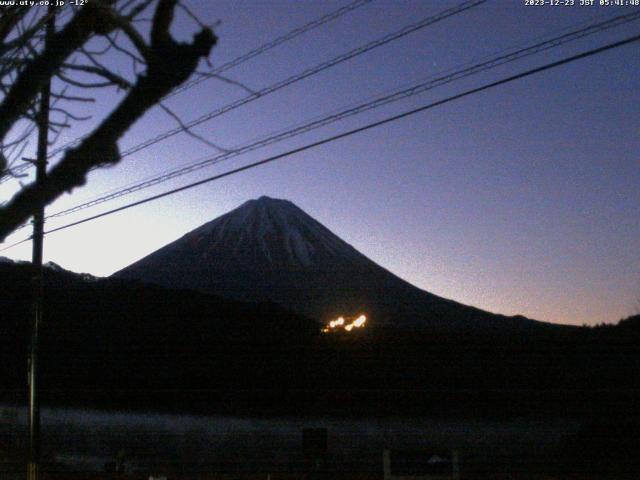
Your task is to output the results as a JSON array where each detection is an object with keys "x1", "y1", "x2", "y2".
[{"x1": 2, "y1": 0, "x2": 639, "y2": 326}]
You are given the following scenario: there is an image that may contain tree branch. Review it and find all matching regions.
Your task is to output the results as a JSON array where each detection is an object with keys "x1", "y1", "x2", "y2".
[
  {"x1": 0, "y1": 1, "x2": 118, "y2": 141},
  {"x1": 51, "y1": 91, "x2": 96, "y2": 103},
  {"x1": 0, "y1": 0, "x2": 216, "y2": 241},
  {"x1": 0, "y1": 7, "x2": 28, "y2": 45},
  {"x1": 60, "y1": 63, "x2": 132, "y2": 89},
  {"x1": 104, "y1": 10, "x2": 152, "y2": 60},
  {"x1": 55, "y1": 70, "x2": 119, "y2": 89},
  {"x1": 158, "y1": 102, "x2": 229, "y2": 153},
  {"x1": 195, "y1": 69, "x2": 258, "y2": 95},
  {"x1": 0, "y1": 9, "x2": 55, "y2": 56}
]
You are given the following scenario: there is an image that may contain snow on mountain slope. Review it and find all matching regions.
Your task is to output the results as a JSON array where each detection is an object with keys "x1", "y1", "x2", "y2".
[
  {"x1": 181, "y1": 196, "x2": 369, "y2": 269},
  {"x1": 114, "y1": 197, "x2": 542, "y2": 329}
]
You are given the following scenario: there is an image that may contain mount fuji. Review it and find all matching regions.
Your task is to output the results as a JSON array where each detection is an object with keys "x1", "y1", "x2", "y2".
[{"x1": 114, "y1": 196, "x2": 542, "y2": 330}]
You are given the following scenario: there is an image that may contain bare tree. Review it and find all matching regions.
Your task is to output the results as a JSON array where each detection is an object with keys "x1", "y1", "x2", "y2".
[{"x1": 0, "y1": 0, "x2": 217, "y2": 242}]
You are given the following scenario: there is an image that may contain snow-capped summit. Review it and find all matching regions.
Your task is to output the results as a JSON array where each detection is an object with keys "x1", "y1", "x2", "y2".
[
  {"x1": 179, "y1": 196, "x2": 369, "y2": 270},
  {"x1": 114, "y1": 197, "x2": 540, "y2": 329}
]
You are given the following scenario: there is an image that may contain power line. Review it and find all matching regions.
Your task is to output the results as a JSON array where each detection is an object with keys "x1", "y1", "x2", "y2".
[
  {"x1": 4, "y1": 0, "x2": 487, "y2": 231},
  {"x1": 0, "y1": 161, "x2": 31, "y2": 185},
  {"x1": 37, "y1": 32, "x2": 640, "y2": 239},
  {"x1": 79, "y1": 0, "x2": 488, "y2": 161},
  {"x1": 168, "y1": 0, "x2": 375, "y2": 98},
  {"x1": 45, "y1": 0, "x2": 376, "y2": 159},
  {"x1": 14, "y1": 0, "x2": 486, "y2": 206},
  {"x1": 0, "y1": 234, "x2": 31, "y2": 252},
  {"x1": 44, "y1": 9, "x2": 623, "y2": 207},
  {"x1": 46, "y1": 10, "x2": 640, "y2": 220}
]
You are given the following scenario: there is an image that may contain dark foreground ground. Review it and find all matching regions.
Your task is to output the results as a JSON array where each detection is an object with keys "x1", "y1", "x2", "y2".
[
  {"x1": 1, "y1": 265, "x2": 639, "y2": 478},
  {"x1": 2, "y1": 407, "x2": 639, "y2": 479}
]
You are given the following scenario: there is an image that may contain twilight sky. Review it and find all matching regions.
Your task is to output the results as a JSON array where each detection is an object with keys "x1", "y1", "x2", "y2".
[{"x1": 2, "y1": 0, "x2": 639, "y2": 326}]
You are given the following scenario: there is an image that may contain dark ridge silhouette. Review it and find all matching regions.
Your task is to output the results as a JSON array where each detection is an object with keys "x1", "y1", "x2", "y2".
[
  {"x1": 1, "y1": 259, "x2": 639, "y2": 418},
  {"x1": 113, "y1": 196, "x2": 554, "y2": 332}
]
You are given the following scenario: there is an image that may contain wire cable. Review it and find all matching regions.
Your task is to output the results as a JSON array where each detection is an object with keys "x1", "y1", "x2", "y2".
[
  {"x1": 46, "y1": 10, "x2": 640, "y2": 220},
  {"x1": 0, "y1": 234, "x2": 32, "y2": 252},
  {"x1": 168, "y1": 0, "x2": 375, "y2": 98},
  {"x1": 36, "y1": 32, "x2": 640, "y2": 239},
  {"x1": 45, "y1": 0, "x2": 375, "y2": 158},
  {"x1": 44, "y1": 0, "x2": 486, "y2": 165},
  {"x1": 48, "y1": 9, "x2": 622, "y2": 206}
]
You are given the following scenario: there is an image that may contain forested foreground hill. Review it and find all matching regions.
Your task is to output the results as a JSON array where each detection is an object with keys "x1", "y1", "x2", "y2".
[{"x1": 1, "y1": 260, "x2": 639, "y2": 417}]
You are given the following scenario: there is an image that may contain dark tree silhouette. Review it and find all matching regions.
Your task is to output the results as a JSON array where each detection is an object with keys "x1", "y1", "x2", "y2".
[{"x1": 0, "y1": 0, "x2": 216, "y2": 241}]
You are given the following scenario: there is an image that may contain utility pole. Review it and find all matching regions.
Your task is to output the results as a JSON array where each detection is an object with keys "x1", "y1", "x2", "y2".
[{"x1": 28, "y1": 7, "x2": 55, "y2": 480}]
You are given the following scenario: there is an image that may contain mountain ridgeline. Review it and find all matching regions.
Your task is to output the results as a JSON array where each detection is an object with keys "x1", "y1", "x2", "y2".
[
  {"x1": 2, "y1": 190, "x2": 640, "y2": 417},
  {"x1": 1, "y1": 257, "x2": 639, "y2": 417},
  {"x1": 114, "y1": 196, "x2": 544, "y2": 332}
]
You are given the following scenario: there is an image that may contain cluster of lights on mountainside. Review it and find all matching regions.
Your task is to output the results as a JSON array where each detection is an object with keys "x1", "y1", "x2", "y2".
[{"x1": 321, "y1": 314, "x2": 367, "y2": 333}]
